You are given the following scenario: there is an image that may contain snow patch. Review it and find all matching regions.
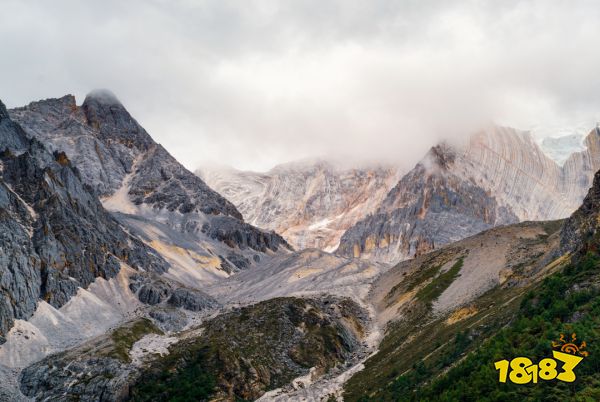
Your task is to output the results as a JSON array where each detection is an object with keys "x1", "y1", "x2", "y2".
[{"x1": 538, "y1": 133, "x2": 586, "y2": 165}]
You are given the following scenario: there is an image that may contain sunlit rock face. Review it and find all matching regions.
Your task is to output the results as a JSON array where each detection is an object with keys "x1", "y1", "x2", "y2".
[
  {"x1": 337, "y1": 126, "x2": 600, "y2": 264},
  {"x1": 199, "y1": 160, "x2": 401, "y2": 251}
]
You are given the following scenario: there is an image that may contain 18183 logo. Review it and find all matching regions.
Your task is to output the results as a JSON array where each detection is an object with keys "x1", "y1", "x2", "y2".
[{"x1": 494, "y1": 333, "x2": 588, "y2": 384}]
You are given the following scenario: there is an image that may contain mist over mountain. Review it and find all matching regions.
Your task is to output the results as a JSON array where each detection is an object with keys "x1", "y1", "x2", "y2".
[
  {"x1": 336, "y1": 125, "x2": 600, "y2": 263},
  {"x1": 5, "y1": 1, "x2": 600, "y2": 172},
  {"x1": 2, "y1": 86, "x2": 600, "y2": 401},
  {"x1": 3, "y1": 2, "x2": 600, "y2": 400},
  {"x1": 202, "y1": 124, "x2": 600, "y2": 265},
  {"x1": 199, "y1": 160, "x2": 401, "y2": 251}
]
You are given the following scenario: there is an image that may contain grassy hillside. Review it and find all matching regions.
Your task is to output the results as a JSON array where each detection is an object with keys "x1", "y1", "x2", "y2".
[
  {"x1": 344, "y1": 221, "x2": 567, "y2": 400},
  {"x1": 410, "y1": 251, "x2": 600, "y2": 401}
]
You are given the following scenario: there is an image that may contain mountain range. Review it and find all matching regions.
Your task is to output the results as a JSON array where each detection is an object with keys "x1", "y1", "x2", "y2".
[
  {"x1": 199, "y1": 161, "x2": 401, "y2": 251},
  {"x1": 2, "y1": 90, "x2": 600, "y2": 401},
  {"x1": 204, "y1": 125, "x2": 600, "y2": 264}
]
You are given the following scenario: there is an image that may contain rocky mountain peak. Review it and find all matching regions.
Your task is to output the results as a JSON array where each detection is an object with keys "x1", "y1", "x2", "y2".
[
  {"x1": 200, "y1": 161, "x2": 401, "y2": 250},
  {"x1": 82, "y1": 89, "x2": 154, "y2": 151},
  {"x1": 10, "y1": 91, "x2": 290, "y2": 260},
  {"x1": 337, "y1": 124, "x2": 600, "y2": 264},
  {"x1": 16, "y1": 95, "x2": 77, "y2": 117},
  {"x1": 424, "y1": 143, "x2": 456, "y2": 171},
  {"x1": 0, "y1": 100, "x2": 170, "y2": 343}
]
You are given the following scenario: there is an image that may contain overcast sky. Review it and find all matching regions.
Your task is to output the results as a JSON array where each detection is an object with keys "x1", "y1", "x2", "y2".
[{"x1": 2, "y1": 0, "x2": 600, "y2": 171}]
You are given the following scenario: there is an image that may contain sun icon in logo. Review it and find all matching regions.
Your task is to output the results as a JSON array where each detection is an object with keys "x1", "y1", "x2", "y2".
[{"x1": 552, "y1": 333, "x2": 589, "y2": 357}]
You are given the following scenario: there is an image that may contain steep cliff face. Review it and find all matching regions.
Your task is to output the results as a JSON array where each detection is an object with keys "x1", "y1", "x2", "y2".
[
  {"x1": 0, "y1": 99, "x2": 169, "y2": 344},
  {"x1": 559, "y1": 168, "x2": 600, "y2": 258},
  {"x1": 338, "y1": 126, "x2": 600, "y2": 263},
  {"x1": 199, "y1": 161, "x2": 400, "y2": 251},
  {"x1": 10, "y1": 92, "x2": 290, "y2": 268},
  {"x1": 337, "y1": 142, "x2": 519, "y2": 263}
]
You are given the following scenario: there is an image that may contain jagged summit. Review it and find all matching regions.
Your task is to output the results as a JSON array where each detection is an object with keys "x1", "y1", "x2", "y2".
[
  {"x1": 423, "y1": 143, "x2": 457, "y2": 171},
  {"x1": 82, "y1": 90, "x2": 155, "y2": 151},
  {"x1": 0, "y1": 97, "x2": 170, "y2": 343},
  {"x1": 200, "y1": 160, "x2": 401, "y2": 250},
  {"x1": 16, "y1": 94, "x2": 76, "y2": 114},
  {"x1": 10, "y1": 92, "x2": 289, "y2": 259}
]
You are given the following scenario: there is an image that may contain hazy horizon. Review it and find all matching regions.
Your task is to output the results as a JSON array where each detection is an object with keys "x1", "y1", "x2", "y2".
[{"x1": 3, "y1": 0, "x2": 600, "y2": 171}]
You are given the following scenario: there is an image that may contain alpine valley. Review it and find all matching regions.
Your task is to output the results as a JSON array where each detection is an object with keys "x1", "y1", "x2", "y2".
[{"x1": 2, "y1": 90, "x2": 600, "y2": 402}]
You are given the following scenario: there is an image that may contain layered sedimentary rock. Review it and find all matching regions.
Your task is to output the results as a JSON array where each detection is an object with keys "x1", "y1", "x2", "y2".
[
  {"x1": 199, "y1": 160, "x2": 400, "y2": 251},
  {"x1": 337, "y1": 125, "x2": 600, "y2": 263},
  {"x1": 10, "y1": 91, "x2": 290, "y2": 271}
]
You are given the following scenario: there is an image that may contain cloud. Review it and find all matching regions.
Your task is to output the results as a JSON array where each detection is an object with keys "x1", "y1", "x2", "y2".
[{"x1": 2, "y1": 0, "x2": 600, "y2": 171}]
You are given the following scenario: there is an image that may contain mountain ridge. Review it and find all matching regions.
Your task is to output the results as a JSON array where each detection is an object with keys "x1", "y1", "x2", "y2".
[
  {"x1": 10, "y1": 92, "x2": 291, "y2": 271},
  {"x1": 199, "y1": 159, "x2": 401, "y2": 251},
  {"x1": 336, "y1": 125, "x2": 600, "y2": 263}
]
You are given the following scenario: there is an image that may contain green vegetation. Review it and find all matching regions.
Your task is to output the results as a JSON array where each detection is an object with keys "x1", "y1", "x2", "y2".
[
  {"x1": 131, "y1": 297, "x2": 363, "y2": 401},
  {"x1": 385, "y1": 249, "x2": 463, "y2": 307},
  {"x1": 104, "y1": 318, "x2": 163, "y2": 363},
  {"x1": 416, "y1": 256, "x2": 464, "y2": 306},
  {"x1": 344, "y1": 223, "x2": 566, "y2": 401},
  {"x1": 348, "y1": 251, "x2": 600, "y2": 401},
  {"x1": 345, "y1": 278, "x2": 524, "y2": 400},
  {"x1": 130, "y1": 343, "x2": 217, "y2": 402},
  {"x1": 541, "y1": 219, "x2": 564, "y2": 237}
]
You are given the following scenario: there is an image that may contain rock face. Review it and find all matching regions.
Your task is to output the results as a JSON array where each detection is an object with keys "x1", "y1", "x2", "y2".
[
  {"x1": 0, "y1": 99, "x2": 169, "y2": 344},
  {"x1": 10, "y1": 92, "x2": 239, "y2": 215},
  {"x1": 559, "y1": 168, "x2": 600, "y2": 258},
  {"x1": 19, "y1": 318, "x2": 163, "y2": 402},
  {"x1": 128, "y1": 273, "x2": 218, "y2": 311},
  {"x1": 10, "y1": 91, "x2": 291, "y2": 267},
  {"x1": 337, "y1": 126, "x2": 600, "y2": 263},
  {"x1": 199, "y1": 160, "x2": 400, "y2": 251}
]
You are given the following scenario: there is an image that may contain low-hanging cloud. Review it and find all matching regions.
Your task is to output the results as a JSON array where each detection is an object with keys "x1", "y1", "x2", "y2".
[{"x1": 2, "y1": 0, "x2": 600, "y2": 171}]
